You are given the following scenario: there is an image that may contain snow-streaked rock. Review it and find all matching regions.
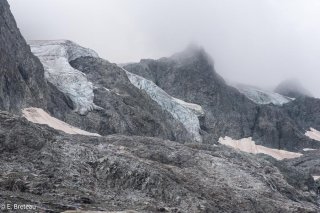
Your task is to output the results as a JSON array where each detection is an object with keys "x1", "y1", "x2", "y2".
[
  {"x1": 232, "y1": 83, "x2": 292, "y2": 105},
  {"x1": 29, "y1": 40, "x2": 100, "y2": 115},
  {"x1": 305, "y1": 128, "x2": 320, "y2": 142},
  {"x1": 218, "y1": 136, "x2": 302, "y2": 160},
  {"x1": 23, "y1": 107, "x2": 100, "y2": 136},
  {"x1": 125, "y1": 70, "x2": 203, "y2": 142}
]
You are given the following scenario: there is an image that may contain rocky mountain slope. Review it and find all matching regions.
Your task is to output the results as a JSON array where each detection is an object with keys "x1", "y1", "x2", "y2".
[
  {"x1": 0, "y1": 111, "x2": 318, "y2": 212},
  {"x1": 125, "y1": 46, "x2": 258, "y2": 142},
  {"x1": 283, "y1": 97, "x2": 320, "y2": 131},
  {"x1": 66, "y1": 56, "x2": 192, "y2": 142},
  {"x1": 124, "y1": 46, "x2": 320, "y2": 152},
  {"x1": 1, "y1": 0, "x2": 320, "y2": 212},
  {"x1": 0, "y1": 0, "x2": 48, "y2": 112}
]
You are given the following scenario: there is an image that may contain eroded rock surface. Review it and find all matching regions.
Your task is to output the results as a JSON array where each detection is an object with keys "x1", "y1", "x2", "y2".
[{"x1": 0, "y1": 111, "x2": 318, "y2": 212}]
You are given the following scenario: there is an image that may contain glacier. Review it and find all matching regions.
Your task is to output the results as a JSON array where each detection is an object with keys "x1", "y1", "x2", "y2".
[
  {"x1": 231, "y1": 83, "x2": 292, "y2": 105},
  {"x1": 125, "y1": 70, "x2": 204, "y2": 142},
  {"x1": 29, "y1": 40, "x2": 100, "y2": 115}
]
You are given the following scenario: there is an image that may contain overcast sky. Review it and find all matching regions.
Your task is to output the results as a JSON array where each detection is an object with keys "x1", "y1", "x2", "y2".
[{"x1": 7, "y1": 0, "x2": 320, "y2": 97}]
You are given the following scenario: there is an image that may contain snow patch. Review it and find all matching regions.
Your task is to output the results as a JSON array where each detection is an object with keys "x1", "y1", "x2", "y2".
[
  {"x1": 303, "y1": 148, "x2": 317, "y2": 151},
  {"x1": 29, "y1": 40, "x2": 100, "y2": 115},
  {"x1": 313, "y1": 176, "x2": 320, "y2": 181},
  {"x1": 218, "y1": 136, "x2": 302, "y2": 160},
  {"x1": 125, "y1": 70, "x2": 203, "y2": 142},
  {"x1": 232, "y1": 84, "x2": 292, "y2": 105},
  {"x1": 23, "y1": 108, "x2": 100, "y2": 137},
  {"x1": 305, "y1": 128, "x2": 320, "y2": 142}
]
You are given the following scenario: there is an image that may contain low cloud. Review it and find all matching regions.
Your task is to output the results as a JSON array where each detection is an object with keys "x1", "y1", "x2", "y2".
[{"x1": 8, "y1": 0, "x2": 320, "y2": 97}]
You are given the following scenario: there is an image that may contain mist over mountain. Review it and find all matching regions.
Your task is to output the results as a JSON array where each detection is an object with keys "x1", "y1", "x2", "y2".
[
  {"x1": 1, "y1": 0, "x2": 320, "y2": 212},
  {"x1": 7, "y1": 0, "x2": 320, "y2": 98},
  {"x1": 275, "y1": 79, "x2": 313, "y2": 98}
]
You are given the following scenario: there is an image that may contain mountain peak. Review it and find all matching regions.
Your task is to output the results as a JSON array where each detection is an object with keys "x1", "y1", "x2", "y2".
[
  {"x1": 275, "y1": 79, "x2": 313, "y2": 98},
  {"x1": 170, "y1": 44, "x2": 213, "y2": 66}
]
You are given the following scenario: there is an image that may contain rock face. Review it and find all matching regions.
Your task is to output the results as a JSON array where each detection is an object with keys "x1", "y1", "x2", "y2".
[
  {"x1": 275, "y1": 79, "x2": 313, "y2": 98},
  {"x1": 284, "y1": 150, "x2": 320, "y2": 182},
  {"x1": 125, "y1": 46, "x2": 258, "y2": 142},
  {"x1": 124, "y1": 46, "x2": 320, "y2": 151},
  {"x1": 0, "y1": 111, "x2": 318, "y2": 212},
  {"x1": 0, "y1": 0, "x2": 48, "y2": 112},
  {"x1": 68, "y1": 57, "x2": 192, "y2": 142},
  {"x1": 283, "y1": 97, "x2": 320, "y2": 131}
]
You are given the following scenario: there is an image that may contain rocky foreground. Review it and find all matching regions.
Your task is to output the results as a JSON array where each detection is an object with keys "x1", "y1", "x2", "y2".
[{"x1": 0, "y1": 111, "x2": 319, "y2": 212}]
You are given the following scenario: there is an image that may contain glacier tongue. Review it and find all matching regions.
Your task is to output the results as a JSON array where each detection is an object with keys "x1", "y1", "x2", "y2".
[
  {"x1": 232, "y1": 83, "x2": 292, "y2": 105},
  {"x1": 29, "y1": 40, "x2": 100, "y2": 115},
  {"x1": 125, "y1": 70, "x2": 203, "y2": 142}
]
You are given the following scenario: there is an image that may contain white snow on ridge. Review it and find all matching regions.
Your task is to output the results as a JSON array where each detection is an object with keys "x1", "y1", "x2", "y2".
[
  {"x1": 303, "y1": 148, "x2": 317, "y2": 151},
  {"x1": 125, "y1": 70, "x2": 203, "y2": 142},
  {"x1": 232, "y1": 84, "x2": 292, "y2": 105},
  {"x1": 29, "y1": 40, "x2": 100, "y2": 115},
  {"x1": 218, "y1": 136, "x2": 302, "y2": 160},
  {"x1": 305, "y1": 128, "x2": 320, "y2": 142},
  {"x1": 23, "y1": 108, "x2": 100, "y2": 137}
]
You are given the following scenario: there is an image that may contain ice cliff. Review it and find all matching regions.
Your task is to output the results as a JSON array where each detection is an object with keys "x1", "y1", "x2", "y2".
[
  {"x1": 125, "y1": 70, "x2": 204, "y2": 142},
  {"x1": 233, "y1": 83, "x2": 292, "y2": 105},
  {"x1": 29, "y1": 40, "x2": 100, "y2": 115}
]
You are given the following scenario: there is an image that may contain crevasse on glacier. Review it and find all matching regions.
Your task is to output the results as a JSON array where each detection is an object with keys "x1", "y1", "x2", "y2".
[
  {"x1": 125, "y1": 70, "x2": 204, "y2": 142},
  {"x1": 29, "y1": 40, "x2": 100, "y2": 115}
]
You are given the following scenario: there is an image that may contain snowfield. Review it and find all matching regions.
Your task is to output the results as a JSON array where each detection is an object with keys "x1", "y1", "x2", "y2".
[
  {"x1": 125, "y1": 70, "x2": 204, "y2": 142},
  {"x1": 305, "y1": 128, "x2": 320, "y2": 142},
  {"x1": 29, "y1": 40, "x2": 100, "y2": 115},
  {"x1": 219, "y1": 136, "x2": 302, "y2": 160},
  {"x1": 23, "y1": 108, "x2": 100, "y2": 137}
]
